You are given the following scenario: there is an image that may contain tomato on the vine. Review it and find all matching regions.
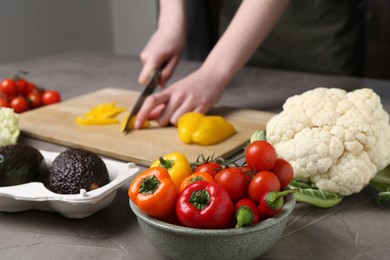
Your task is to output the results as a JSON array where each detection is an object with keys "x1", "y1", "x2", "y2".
[
  {"x1": 240, "y1": 165, "x2": 255, "y2": 182},
  {"x1": 42, "y1": 90, "x2": 61, "y2": 105},
  {"x1": 27, "y1": 92, "x2": 43, "y2": 109},
  {"x1": 214, "y1": 167, "x2": 248, "y2": 202},
  {"x1": 194, "y1": 161, "x2": 223, "y2": 178},
  {"x1": 10, "y1": 96, "x2": 29, "y2": 113},
  {"x1": 248, "y1": 171, "x2": 280, "y2": 203},
  {"x1": 272, "y1": 158, "x2": 294, "y2": 188},
  {"x1": 0, "y1": 78, "x2": 17, "y2": 96},
  {"x1": 15, "y1": 79, "x2": 29, "y2": 96},
  {"x1": 0, "y1": 96, "x2": 9, "y2": 107},
  {"x1": 245, "y1": 140, "x2": 277, "y2": 172}
]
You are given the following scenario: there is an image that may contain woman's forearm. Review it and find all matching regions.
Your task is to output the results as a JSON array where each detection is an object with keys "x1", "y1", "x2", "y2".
[{"x1": 201, "y1": 0, "x2": 291, "y2": 86}]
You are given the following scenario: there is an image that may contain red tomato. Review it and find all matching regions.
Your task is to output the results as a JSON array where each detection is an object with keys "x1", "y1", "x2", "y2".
[
  {"x1": 25, "y1": 82, "x2": 37, "y2": 95},
  {"x1": 214, "y1": 167, "x2": 248, "y2": 202},
  {"x1": 10, "y1": 96, "x2": 29, "y2": 113},
  {"x1": 241, "y1": 165, "x2": 255, "y2": 182},
  {"x1": 42, "y1": 90, "x2": 61, "y2": 105},
  {"x1": 245, "y1": 140, "x2": 277, "y2": 172},
  {"x1": 194, "y1": 161, "x2": 223, "y2": 178},
  {"x1": 272, "y1": 158, "x2": 294, "y2": 188},
  {"x1": 248, "y1": 171, "x2": 280, "y2": 203},
  {"x1": 0, "y1": 78, "x2": 17, "y2": 96},
  {"x1": 15, "y1": 79, "x2": 28, "y2": 96},
  {"x1": 0, "y1": 96, "x2": 9, "y2": 107},
  {"x1": 27, "y1": 92, "x2": 42, "y2": 109}
]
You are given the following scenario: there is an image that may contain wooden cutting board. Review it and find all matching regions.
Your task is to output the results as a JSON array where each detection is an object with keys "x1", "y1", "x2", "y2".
[{"x1": 19, "y1": 88, "x2": 275, "y2": 166}]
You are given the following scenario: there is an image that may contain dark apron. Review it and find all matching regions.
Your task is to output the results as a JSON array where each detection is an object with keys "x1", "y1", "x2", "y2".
[{"x1": 219, "y1": 0, "x2": 366, "y2": 76}]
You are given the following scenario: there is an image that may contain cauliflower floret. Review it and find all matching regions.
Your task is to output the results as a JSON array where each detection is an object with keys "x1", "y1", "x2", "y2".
[
  {"x1": 266, "y1": 88, "x2": 390, "y2": 196},
  {"x1": 0, "y1": 108, "x2": 20, "y2": 147}
]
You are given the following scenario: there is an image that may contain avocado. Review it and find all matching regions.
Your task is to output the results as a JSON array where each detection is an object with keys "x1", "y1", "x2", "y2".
[
  {"x1": 46, "y1": 148, "x2": 110, "y2": 194},
  {"x1": 0, "y1": 143, "x2": 45, "y2": 187}
]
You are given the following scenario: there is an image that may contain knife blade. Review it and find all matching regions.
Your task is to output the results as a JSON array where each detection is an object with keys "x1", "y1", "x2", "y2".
[{"x1": 121, "y1": 69, "x2": 160, "y2": 134}]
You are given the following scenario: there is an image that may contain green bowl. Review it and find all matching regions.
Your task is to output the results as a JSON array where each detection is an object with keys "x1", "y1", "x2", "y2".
[{"x1": 129, "y1": 195, "x2": 295, "y2": 260}]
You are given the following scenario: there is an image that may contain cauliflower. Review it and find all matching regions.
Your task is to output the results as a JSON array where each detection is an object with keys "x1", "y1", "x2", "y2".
[
  {"x1": 266, "y1": 88, "x2": 390, "y2": 196},
  {"x1": 0, "y1": 107, "x2": 20, "y2": 147}
]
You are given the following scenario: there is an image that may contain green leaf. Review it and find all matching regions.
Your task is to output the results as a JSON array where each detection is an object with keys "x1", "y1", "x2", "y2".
[{"x1": 293, "y1": 188, "x2": 344, "y2": 208}]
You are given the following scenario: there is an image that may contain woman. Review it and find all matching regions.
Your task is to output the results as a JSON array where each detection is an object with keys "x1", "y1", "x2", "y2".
[{"x1": 134, "y1": 0, "x2": 365, "y2": 129}]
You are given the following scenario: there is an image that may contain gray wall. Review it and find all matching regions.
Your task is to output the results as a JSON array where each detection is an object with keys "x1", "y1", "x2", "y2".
[{"x1": 0, "y1": 0, "x2": 157, "y2": 63}]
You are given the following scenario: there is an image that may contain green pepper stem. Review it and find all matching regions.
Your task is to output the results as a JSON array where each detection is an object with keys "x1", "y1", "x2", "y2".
[
  {"x1": 189, "y1": 189, "x2": 210, "y2": 210},
  {"x1": 265, "y1": 189, "x2": 298, "y2": 210},
  {"x1": 235, "y1": 206, "x2": 254, "y2": 229},
  {"x1": 158, "y1": 157, "x2": 174, "y2": 170},
  {"x1": 139, "y1": 175, "x2": 160, "y2": 195}
]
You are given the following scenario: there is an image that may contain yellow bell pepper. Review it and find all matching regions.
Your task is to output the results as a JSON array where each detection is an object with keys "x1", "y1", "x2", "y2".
[
  {"x1": 177, "y1": 112, "x2": 236, "y2": 145},
  {"x1": 150, "y1": 152, "x2": 192, "y2": 190}
]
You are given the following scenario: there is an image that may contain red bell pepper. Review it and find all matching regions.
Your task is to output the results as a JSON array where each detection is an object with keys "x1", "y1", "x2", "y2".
[
  {"x1": 176, "y1": 181, "x2": 234, "y2": 229},
  {"x1": 235, "y1": 198, "x2": 260, "y2": 228},
  {"x1": 258, "y1": 189, "x2": 297, "y2": 220}
]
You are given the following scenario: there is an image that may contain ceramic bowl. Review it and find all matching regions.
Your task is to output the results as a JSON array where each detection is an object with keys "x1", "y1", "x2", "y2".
[{"x1": 129, "y1": 194, "x2": 295, "y2": 260}]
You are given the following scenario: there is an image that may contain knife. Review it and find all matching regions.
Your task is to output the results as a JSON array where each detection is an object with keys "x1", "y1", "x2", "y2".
[{"x1": 121, "y1": 68, "x2": 161, "y2": 134}]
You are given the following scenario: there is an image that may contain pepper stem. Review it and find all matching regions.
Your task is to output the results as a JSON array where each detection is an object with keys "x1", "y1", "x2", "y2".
[
  {"x1": 139, "y1": 175, "x2": 160, "y2": 195},
  {"x1": 189, "y1": 189, "x2": 210, "y2": 210},
  {"x1": 235, "y1": 206, "x2": 254, "y2": 229},
  {"x1": 158, "y1": 157, "x2": 174, "y2": 170},
  {"x1": 265, "y1": 189, "x2": 298, "y2": 210}
]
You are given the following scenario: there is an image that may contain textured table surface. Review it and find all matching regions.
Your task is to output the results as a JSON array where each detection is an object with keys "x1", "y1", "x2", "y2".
[{"x1": 1, "y1": 51, "x2": 389, "y2": 260}]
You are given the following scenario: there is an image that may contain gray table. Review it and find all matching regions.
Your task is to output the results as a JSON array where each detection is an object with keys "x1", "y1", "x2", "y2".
[{"x1": 1, "y1": 51, "x2": 389, "y2": 260}]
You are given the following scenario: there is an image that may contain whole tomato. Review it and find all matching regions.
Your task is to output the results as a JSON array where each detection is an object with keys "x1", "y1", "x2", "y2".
[
  {"x1": 245, "y1": 140, "x2": 277, "y2": 172},
  {"x1": 42, "y1": 90, "x2": 61, "y2": 105},
  {"x1": 0, "y1": 96, "x2": 9, "y2": 107},
  {"x1": 10, "y1": 96, "x2": 29, "y2": 113},
  {"x1": 241, "y1": 165, "x2": 255, "y2": 182},
  {"x1": 194, "y1": 161, "x2": 223, "y2": 178},
  {"x1": 214, "y1": 167, "x2": 248, "y2": 202},
  {"x1": 15, "y1": 78, "x2": 28, "y2": 96},
  {"x1": 272, "y1": 158, "x2": 294, "y2": 188},
  {"x1": 248, "y1": 171, "x2": 280, "y2": 203},
  {"x1": 27, "y1": 92, "x2": 43, "y2": 109},
  {"x1": 0, "y1": 78, "x2": 17, "y2": 96}
]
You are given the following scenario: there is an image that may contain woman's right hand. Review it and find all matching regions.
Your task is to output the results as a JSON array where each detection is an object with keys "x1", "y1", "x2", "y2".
[{"x1": 138, "y1": 0, "x2": 186, "y2": 87}]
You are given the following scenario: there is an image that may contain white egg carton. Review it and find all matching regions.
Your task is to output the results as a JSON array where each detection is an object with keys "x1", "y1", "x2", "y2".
[{"x1": 0, "y1": 150, "x2": 139, "y2": 218}]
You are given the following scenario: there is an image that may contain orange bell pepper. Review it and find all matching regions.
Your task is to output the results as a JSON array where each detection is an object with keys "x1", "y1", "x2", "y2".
[
  {"x1": 180, "y1": 172, "x2": 215, "y2": 192},
  {"x1": 129, "y1": 167, "x2": 178, "y2": 219}
]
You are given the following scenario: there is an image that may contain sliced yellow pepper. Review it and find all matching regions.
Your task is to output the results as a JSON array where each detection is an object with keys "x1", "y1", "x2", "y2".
[
  {"x1": 150, "y1": 152, "x2": 193, "y2": 190},
  {"x1": 76, "y1": 116, "x2": 119, "y2": 125},
  {"x1": 120, "y1": 114, "x2": 150, "y2": 131},
  {"x1": 177, "y1": 112, "x2": 236, "y2": 145},
  {"x1": 76, "y1": 102, "x2": 127, "y2": 126}
]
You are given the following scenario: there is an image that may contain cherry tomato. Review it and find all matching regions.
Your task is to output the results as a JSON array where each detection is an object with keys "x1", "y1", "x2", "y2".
[
  {"x1": 0, "y1": 96, "x2": 9, "y2": 107},
  {"x1": 272, "y1": 158, "x2": 294, "y2": 188},
  {"x1": 214, "y1": 167, "x2": 248, "y2": 202},
  {"x1": 42, "y1": 90, "x2": 61, "y2": 105},
  {"x1": 10, "y1": 96, "x2": 29, "y2": 113},
  {"x1": 194, "y1": 161, "x2": 223, "y2": 178},
  {"x1": 248, "y1": 171, "x2": 280, "y2": 203},
  {"x1": 245, "y1": 140, "x2": 277, "y2": 172},
  {"x1": 241, "y1": 165, "x2": 255, "y2": 182},
  {"x1": 15, "y1": 79, "x2": 28, "y2": 96},
  {"x1": 0, "y1": 78, "x2": 17, "y2": 96},
  {"x1": 25, "y1": 82, "x2": 37, "y2": 95},
  {"x1": 27, "y1": 92, "x2": 43, "y2": 108}
]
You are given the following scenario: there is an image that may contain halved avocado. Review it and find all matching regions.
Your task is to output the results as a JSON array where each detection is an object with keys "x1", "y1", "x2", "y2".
[
  {"x1": 45, "y1": 148, "x2": 110, "y2": 194},
  {"x1": 0, "y1": 143, "x2": 45, "y2": 187}
]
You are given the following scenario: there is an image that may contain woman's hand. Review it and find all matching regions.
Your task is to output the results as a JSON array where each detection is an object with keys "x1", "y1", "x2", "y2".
[
  {"x1": 138, "y1": 0, "x2": 186, "y2": 87},
  {"x1": 134, "y1": 67, "x2": 227, "y2": 128}
]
